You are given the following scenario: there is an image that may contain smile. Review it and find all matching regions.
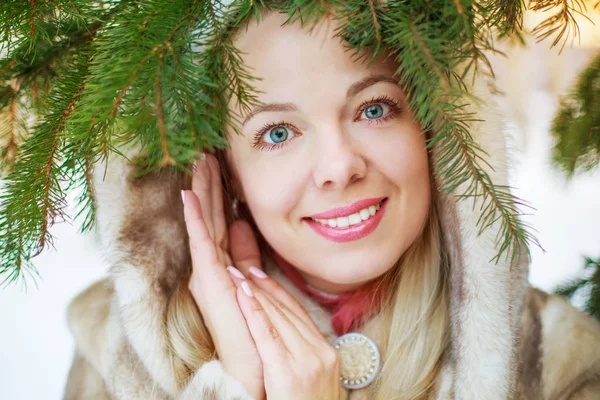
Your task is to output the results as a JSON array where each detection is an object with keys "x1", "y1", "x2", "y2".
[
  {"x1": 310, "y1": 200, "x2": 384, "y2": 228},
  {"x1": 303, "y1": 198, "x2": 388, "y2": 243}
]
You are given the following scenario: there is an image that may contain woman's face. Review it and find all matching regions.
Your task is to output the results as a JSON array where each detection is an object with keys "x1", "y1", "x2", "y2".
[{"x1": 226, "y1": 12, "x2": 431, "y2": 294}]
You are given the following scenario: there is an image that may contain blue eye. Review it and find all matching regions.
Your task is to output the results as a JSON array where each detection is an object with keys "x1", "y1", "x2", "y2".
[
  {"x1": 357, "y1": 95, "x2": 402, "y2": 124},
  {"x1": 267, "y1": 126, "x2": 289, "y2": 143},
  {"x1": 252, "y1": 120, "x2": 299, "y2": 150},
  {"x1": 364, "y1": 104, "x2": 385, "y2": 119}
]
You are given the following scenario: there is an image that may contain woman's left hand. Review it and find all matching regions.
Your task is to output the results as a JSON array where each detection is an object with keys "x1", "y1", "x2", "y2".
[{"x1": 234, "y1": 268, "x2": 345, "y2": 400}]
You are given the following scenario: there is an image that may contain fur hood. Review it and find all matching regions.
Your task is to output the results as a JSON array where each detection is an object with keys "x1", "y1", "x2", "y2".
[{"x1": 63, "y1": 68, "x2": 600, "y2": 399}]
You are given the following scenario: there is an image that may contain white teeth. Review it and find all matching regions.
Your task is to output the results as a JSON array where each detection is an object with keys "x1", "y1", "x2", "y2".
[
  {"x1": 336, "y1": 217, "x2": 349, "y2": 228},
  {"x1": 348, "y1": 213, "x2": 362, "y2": 225},
  {"x1": 368, "y1": 205, "x2": 376, "y2": 216},
  {"x1": 311, "y1": 201, "x2": 384, "y2": 228},
  {"x1": 359, "y1": 208, "x2": 370, "y2": 221}
]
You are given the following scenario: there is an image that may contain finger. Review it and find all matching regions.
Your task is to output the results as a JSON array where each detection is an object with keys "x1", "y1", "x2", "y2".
[
  {"x1": 226, "y1": 265, "x2": 246, "y2": 289},
  {"x1": 206, "y1": 153, "x2": 227, "y2": 251},
  {"x1": 243, "y1": 280, "x2": 317, "y2": 357},
  {"x1": 230, "y1": 220, "x2": 262, "y2": 277},
  {"x1": 183, "y1": 190, "x2": 232, "y2": 298},
  {"x1": 183, "y1": 190, "x2": 262, "y2": 382},
  {"x1": 191, "y1": 154, "x2": 215, "y2": 240},
  {"x1": 236, "y1": 283, "x2": 291, "y2": 366},
  {"x1": 248, "y1": 268, "x2": 323, "y2": 338},
  {"x1": 182, "y1": 189, "x2": 218, "y2": 272},
  {"x1": 182, "y1": 189, "x2": 239, "y2": 311}
]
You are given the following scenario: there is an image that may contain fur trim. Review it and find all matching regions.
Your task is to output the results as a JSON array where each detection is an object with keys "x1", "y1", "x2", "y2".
[
  {"x1": 430, "y1": 75, "x2": 528, "y2": 399},
  {"x1": 178, "y1": 360, "x2": 253, "y2": 400},
  {"x1": 63, "y1": 57, "x2": 600, "y2": 400}
]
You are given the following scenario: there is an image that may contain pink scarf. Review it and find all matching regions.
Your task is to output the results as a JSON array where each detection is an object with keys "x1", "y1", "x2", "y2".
[{"x1": 270, "y1": 250, "x2": 388, "y2": 336}]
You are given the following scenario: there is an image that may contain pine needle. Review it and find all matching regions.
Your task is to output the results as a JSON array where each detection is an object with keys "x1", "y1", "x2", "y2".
[{"x1": 1, "y1": 0, "x2": 585, "y2": 285}]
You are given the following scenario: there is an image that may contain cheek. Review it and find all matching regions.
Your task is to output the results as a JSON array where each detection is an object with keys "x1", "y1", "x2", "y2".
[
  {"x1": 369, "y1": 125, "x2": 432, "y2": 238},
  {"x1": 232, "y1": 154, "x2": 307, "y2": 222},
  {"x1": 369, "y1": 126, "x2": 430, "y2": 189}
]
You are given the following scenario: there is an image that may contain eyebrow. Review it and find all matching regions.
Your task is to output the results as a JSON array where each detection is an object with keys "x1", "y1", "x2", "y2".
[{"x1": 241, "y1": 74, "x2": 399, "y2": 127}]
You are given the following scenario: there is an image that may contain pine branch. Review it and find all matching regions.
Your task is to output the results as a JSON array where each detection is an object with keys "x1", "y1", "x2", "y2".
[
  {"x1": 551, "y1": 54, "x2": 600, "y2": 176},
  {"x1": 0, "y1": 1, "x2": 127, "y2": 171},
  {"x1": 554, "y1": 276, "x2": 588, "y2": 298},
  {"x1": 530, "y1": 0, "x2": 593, "y2": 52},
  {"x1": 193, "y1": 0, "x2": 263, "y2": 142},
  {"x1": 66, "y1": 1, "x2": 198, "y2": 172},
  {"x1": 376, "y1": 1, "x2": 537, "y2": 263},
  {"x1": 0, "y1": 0, "x2": 100, "y2": 57},
  {"x1": 2, "y1": 0, "x2": 586, "y2": 284},
  {"x1": 555, "y1": 257, "x2": 600, "y2": 321},
  {"x1": 0, "y1": 52, "x2": 88, "y2": 287},
  {"x1": 63, "y1": 156, "x2": 96, "y2": 234},
  {"x1": 274, "y1": 0, "x2": 331, "y2": 31},
  {"x1": 331, "y1": 1, "x2": 385, "y2": 65},
  {"x1": 0, "y1": 90, "x2": 27, "y2": 174}
]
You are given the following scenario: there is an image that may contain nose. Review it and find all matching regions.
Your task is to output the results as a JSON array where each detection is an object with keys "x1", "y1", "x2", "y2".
[{"x1": 312, "y1": 126, "x2": 367, "y2": 190}]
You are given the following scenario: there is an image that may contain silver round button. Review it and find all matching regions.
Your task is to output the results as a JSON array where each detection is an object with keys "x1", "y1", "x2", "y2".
[{"x1": 334, "y1": 332, "x2": 380, "y2": 390}]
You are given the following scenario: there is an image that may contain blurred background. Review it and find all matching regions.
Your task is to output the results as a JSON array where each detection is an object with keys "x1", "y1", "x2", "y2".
[{"x1": 1, "y1": 7, "x2": 600, "y2": 400}]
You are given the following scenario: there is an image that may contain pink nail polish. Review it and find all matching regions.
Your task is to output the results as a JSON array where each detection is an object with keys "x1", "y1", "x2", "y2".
[
  {"x1": 227, "y1": 266, "x2": 245, "y2": 280},
  {"x1": 241, "y1": 281, "x2": 253, "y2": 297},
  {"x1": 249, "y1": 266, "x2": 267, "y2": 279}
]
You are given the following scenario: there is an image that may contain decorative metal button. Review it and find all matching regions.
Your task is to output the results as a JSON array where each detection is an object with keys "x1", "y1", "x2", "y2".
[{"x1": 334, "y1": 332, "x2": 380, "y2": 390}]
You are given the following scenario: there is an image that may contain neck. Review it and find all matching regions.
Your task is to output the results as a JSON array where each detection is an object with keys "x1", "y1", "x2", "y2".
[
  {"x1": 270, "y1": 249, "x2": 391, "y2": 335},
  {"x1": 295, "y1": 269, "x2": 365, "y2": 295}
]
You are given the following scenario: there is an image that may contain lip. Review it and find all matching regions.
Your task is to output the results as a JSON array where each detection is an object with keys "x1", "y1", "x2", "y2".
[
  {"x1": 308, "y1": 197, "x2": 387, "y2": 219},
  {"x1": 304, "y1": 199, "x2": 388, "y2": 243}
]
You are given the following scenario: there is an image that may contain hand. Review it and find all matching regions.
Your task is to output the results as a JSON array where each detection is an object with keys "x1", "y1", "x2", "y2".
[
  {"x1": 235, "y1": 269, "x2": 345, "y2": 400},
  {"x1": 182, "y1": 153, "x2": 265, "y2": 400}
]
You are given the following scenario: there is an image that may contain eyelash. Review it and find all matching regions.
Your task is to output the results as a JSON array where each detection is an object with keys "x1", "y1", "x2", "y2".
[{"x1": 251, "y1": 95, "x2": 403, "y2": 151}]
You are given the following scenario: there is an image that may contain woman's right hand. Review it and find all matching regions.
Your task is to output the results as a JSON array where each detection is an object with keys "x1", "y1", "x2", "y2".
[{"x1": 182, "y1": 153, "x2": 265, "y2": 400}]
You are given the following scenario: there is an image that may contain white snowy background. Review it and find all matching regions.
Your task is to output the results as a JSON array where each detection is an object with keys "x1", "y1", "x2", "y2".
[{"x1": 1, "y1": 40, "x2": 600, "y2": 399}]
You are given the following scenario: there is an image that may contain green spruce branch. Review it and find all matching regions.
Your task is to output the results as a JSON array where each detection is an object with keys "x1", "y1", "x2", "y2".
[
  {"x1": 0, "y1": 0, "x2": 583, "y2": 286},
  {"x1": 530, "y1": 0, "x2": 596, "y2": 52},
  {"x1": 555, "y1": 257, "x2": 600, "y2": 321},
  {"x1": 551, "y1": 53, "x2": 600, "y2": 176},
  {"x1": 0, "y1": 0, "x2": 99, "y2": 54},
  {"x1": 0, "y1": 51, "x2": 89, "y2": 287},
  {"x1": 549, "y1": 48, "x2": 599, "y2": 321},
  {"x1": 0, "y1": 89, "x2": 28, "y2": 172}
]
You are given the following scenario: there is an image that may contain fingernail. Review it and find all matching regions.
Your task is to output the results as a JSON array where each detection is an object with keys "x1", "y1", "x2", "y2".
[
  {"x1": 249, "y1": 266, "x2": 267, "y2": 279},
  {"x1": 181, "y1": 190, "x2": 186, "y2": 204},
  {"x1": 227, "y1": 266, "x2": 245, "y2": 280},
  {"x1": 241, "y1": 281, "x2": 253, "y2": 297},
  {"x1": 192, "y1": 161, "x2": 197, "y2": 173}
]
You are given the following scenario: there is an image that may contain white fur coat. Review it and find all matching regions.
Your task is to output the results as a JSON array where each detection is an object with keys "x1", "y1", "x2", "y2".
[{"x1": 62, "y1": 70, "x2": 600, "y2": 400}]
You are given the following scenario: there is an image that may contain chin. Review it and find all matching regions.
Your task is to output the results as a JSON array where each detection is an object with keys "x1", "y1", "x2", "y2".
[{"x1": 313, "y1": 255, "x2": 396, "y2": 285}]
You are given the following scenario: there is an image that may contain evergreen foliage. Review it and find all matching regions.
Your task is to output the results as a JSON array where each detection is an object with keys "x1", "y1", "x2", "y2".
[
  {"x1": 551, "y1": 54, "x2": 600, "y2": 177},
  {"x1": 549, "y1": 31, "x2": 599, "y2": 323},
  {"x1": 0, "y1": 0, "x2": 592, "y2": 287},
  {"x1": 555, "y1": 257, "x2": 600, "y2": 321}
]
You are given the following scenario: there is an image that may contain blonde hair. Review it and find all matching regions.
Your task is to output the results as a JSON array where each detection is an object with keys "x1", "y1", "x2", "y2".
[
  {"x1": 365, "y1": 195, "x2": 450, "y2": 399},
  {"x1": 165, "y1": 6, "x2": 450, "y2": 398},
  {"x1": 167, "y1": 177, "x2": 449, "y2": 399}
]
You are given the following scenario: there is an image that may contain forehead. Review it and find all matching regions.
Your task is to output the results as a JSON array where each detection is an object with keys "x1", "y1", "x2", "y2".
[{"x1": 231, "y1": 12, "x2": 399, "y2": 100}]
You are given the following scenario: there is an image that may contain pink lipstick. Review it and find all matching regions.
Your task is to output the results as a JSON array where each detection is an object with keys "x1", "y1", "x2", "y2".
[{"x1": 304, "y1": 197, "x2": 388, "y2": 243}]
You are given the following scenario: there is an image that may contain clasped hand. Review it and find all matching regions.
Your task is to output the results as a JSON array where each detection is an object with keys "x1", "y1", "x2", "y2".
[{"x1": 181, "y1": 153, "x2": 344, "y2": 400}]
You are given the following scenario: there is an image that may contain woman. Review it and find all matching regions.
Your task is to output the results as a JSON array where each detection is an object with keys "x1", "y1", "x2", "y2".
[{"x1": 63, "y1": 8, "x2": 600, "y2": 400}]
